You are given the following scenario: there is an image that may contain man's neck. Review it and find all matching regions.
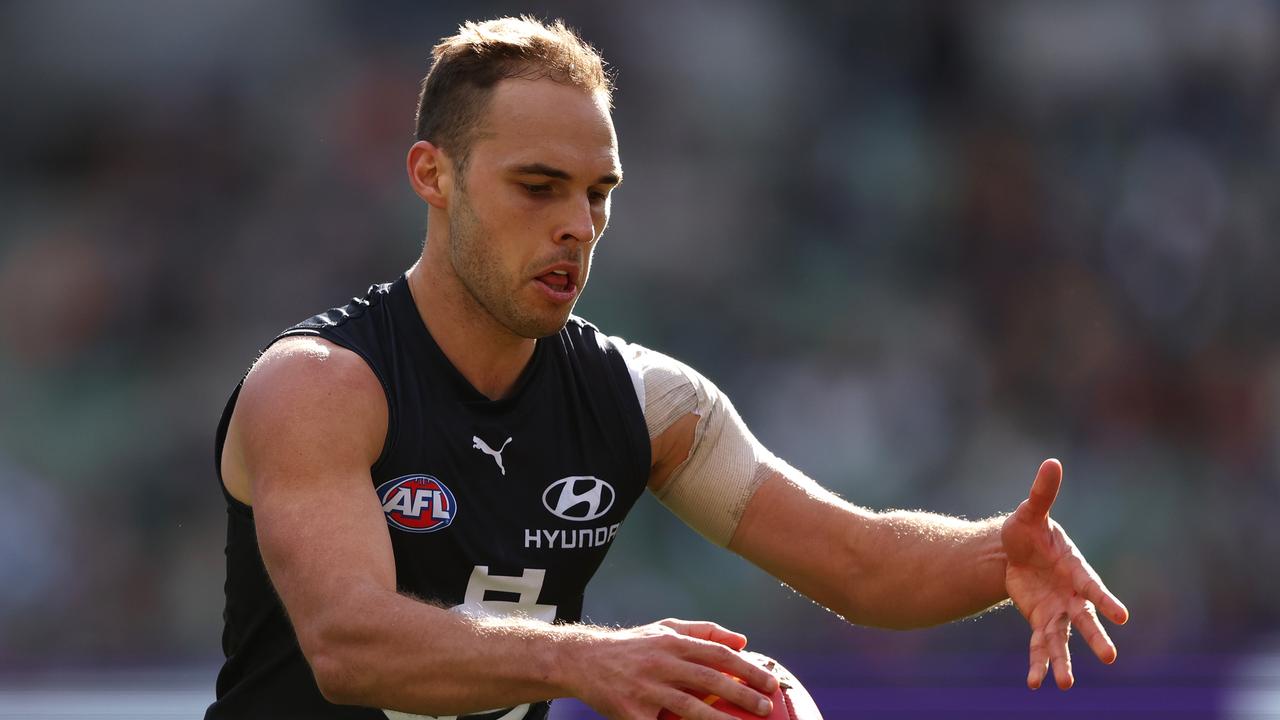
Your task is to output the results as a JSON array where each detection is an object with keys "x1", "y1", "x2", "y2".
[{"x1": 405, "y1": 259, "x2": 536, "y2": 401}]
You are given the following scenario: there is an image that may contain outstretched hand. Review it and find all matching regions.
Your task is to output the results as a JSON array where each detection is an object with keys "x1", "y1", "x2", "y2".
[{"x1": 1002, "y1": 459, "x2": 1129, "y2": 690}]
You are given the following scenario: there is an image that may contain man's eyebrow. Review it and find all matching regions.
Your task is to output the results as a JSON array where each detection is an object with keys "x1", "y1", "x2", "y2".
[{"x1": 512, "y1": 163, "x2": 622, "y2": 186}]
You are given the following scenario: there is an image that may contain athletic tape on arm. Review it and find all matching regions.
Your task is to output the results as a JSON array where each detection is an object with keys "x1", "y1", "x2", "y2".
[{"x1": 620, "y1": 341, "x2": 777, "y2": 546}]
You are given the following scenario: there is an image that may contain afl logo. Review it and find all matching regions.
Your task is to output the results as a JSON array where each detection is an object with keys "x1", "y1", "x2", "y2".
[
  {"x1": 542, "y1": 476, "x2": 615, "y2": 522},
  {"x1": 376, "y1": 475, "x2": 457, "y2": 533}
]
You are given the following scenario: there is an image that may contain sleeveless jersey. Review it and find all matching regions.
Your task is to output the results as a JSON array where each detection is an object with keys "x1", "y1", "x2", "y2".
[{"x1": 206, "y1": 276, "x2": 651, "y2": 720}]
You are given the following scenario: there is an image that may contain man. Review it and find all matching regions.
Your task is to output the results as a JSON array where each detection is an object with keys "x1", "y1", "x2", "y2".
[{"x1": 207, "y1": 16, "x2": 1129, "y2": 720}]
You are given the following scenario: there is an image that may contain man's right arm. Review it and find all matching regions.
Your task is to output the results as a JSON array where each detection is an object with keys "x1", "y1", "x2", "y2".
[{"x1": 221, "y1": 336, "x2": 777, "y2": 719}]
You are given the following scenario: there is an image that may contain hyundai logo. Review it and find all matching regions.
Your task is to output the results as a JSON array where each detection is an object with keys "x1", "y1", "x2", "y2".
[{"x1": 542, "y1": 476, "x2": 615, "y2": 522}]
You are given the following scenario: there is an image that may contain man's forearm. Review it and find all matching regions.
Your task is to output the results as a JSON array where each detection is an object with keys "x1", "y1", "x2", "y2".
[
  {"x1": 841, "y1": 510, "x2": 1009, "y2": 629},
  {"x1": 730, "y1": 470, "x2": 1010, "y2": 631},
  {"x1": 304, "y1": 585, "x2": 592, "y2": 714},
  {"x1": 302, "y1": 588, "x2": 780, "y2": 719}
]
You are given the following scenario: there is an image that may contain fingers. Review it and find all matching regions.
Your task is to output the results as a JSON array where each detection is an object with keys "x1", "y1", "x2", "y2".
[
  {"x1": 660, "y1": 618, "x2": 749, "y2": 651},
  {"x1": 1028, "y1": 611, "x2": 1073, "y2": 690},
  {"x1": 1071, "y1": 561, "x2": 1130, "y2": 626},
  {"x1": 685, "y1": 640, "x2": 778, "y2": 695},
  {"x1": 1025, "y1": 458, "x2": 1062, "y2": 520},
  {"x1": 1073, "y1": 601, "x2": 1118, "y2": 665},
  {"x1": 1025, "y1": 600, "x2": 1119, "y2": 692},
  {"x1": 677, "y1": 663, "x2": 774, "y2": 719},
  {"x1": 660, "y1": 687, "x2": 764, "y2": 720},
  {"x1": 596, "y1": 621, "x2": 777, "y2": 720},
  {"x1": 654, "y1": 619, "x2": 778, "y2": 714}
]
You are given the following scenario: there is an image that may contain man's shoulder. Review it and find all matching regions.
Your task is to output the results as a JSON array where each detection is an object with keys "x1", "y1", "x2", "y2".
[
  {"x1": 256, "y1": 334, "x2": 372, "y2": 371},
  {"x1": 223, "y1": 335, "x2": 388, "y2": 502},
  {"x1": 242, "y1": 336, "x2": 385, "y2": 417}
]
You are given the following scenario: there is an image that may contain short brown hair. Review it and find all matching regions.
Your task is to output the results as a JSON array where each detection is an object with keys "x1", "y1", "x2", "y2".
[{"x1": 415, "y1": 16, "x2": 613, "y2": 171}]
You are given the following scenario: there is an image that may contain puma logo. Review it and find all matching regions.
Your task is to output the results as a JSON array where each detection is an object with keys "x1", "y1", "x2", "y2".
[{"x1": 472, "y1": 435, "x2": 513, "y2": 476}]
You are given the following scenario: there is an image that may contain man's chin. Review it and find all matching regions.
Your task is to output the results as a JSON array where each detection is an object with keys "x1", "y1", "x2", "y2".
[
  {"x1": 510, "y1": 311, "x2": 572, "y2": 340},
  {"x1": 534, "y1": 316, "x2": 572, "y2": 339}
]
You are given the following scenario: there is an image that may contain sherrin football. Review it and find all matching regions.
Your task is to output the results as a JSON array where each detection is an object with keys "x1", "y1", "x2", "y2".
[{"x1": 657, "y1": 650, "x2": 824, "y2": 720}]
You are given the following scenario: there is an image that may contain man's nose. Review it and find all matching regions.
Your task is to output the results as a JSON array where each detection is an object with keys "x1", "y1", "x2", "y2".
[{"x1": 557, "y1": 196, "x2": 596, "y2": 244}]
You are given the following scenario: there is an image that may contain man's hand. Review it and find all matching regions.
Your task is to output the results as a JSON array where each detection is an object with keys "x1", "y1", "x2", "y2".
[
  {"x1": 1003, "y1": 459, "x2": 1130, "y2": 690},
  {"x1": 566, "y1": 619, "x2": 779, "y2": 720}
]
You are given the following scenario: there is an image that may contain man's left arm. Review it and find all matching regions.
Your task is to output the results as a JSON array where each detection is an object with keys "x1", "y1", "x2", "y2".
[
  {"x1": 726, "y1": 456, "x2": 1129, "y2": 690},
  {"x1": 628, "y1": 341, "x2": 1129, "y2": 690}
]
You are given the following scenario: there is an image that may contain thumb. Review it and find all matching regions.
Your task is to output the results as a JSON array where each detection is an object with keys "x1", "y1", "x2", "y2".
[{"x1": 1024, "y1": 458, "x2": 1062, "y2": 520}]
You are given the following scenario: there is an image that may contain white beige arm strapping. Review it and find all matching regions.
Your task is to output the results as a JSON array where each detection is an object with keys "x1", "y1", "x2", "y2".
[{"x1": 619, "y1": 341, "x2": 779, "y2": 546}]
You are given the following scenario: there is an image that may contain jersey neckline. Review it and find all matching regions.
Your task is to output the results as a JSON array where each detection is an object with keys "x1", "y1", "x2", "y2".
[{"x1": 392, "y1": 274, "x2": 548, "y2": 414}]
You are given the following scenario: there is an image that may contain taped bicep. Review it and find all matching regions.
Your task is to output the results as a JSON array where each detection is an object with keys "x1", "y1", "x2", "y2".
[{"x1": 620, "y1": 341, "x2": 778, "y2": 547}]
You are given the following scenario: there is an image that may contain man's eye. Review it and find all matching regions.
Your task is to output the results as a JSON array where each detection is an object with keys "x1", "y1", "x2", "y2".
[
  {"x1": 523, "y1": 184, "x2": 552, "y2": 195},
  {"x1": 589, "y1": 191, "x2": 609, "y2": 204}
]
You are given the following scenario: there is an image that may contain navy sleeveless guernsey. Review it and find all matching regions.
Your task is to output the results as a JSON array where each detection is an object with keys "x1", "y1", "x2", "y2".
[{"x1": 207, "y1": 276, "x2": 651, "y2": 720}]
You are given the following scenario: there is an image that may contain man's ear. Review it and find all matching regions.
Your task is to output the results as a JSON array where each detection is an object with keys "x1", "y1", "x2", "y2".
[{"x1": 407, "y1": 140, "x2": 454, "y2": 209}]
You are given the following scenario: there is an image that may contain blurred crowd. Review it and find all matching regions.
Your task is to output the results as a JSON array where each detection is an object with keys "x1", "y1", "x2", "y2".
[{"x1": 1, "y1": 0, "x2": 1277, "y2": 676}]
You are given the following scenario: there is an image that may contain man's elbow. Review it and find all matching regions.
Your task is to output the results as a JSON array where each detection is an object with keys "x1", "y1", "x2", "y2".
[
  {"x1": 299, "y1": 619, "x2": 381, "y2": 706},
  {"x1": 305, "y1": 636, "x2": 375, "y2": 706},
  {"x1": 309, "y1": 648, "x2": 365, "y2": 706},
  {"x1": 306, "y1": 635, "x2": 462, "y2": 715}
]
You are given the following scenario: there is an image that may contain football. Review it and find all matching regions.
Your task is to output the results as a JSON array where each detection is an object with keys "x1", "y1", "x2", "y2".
[{"x1": 657, "y1": 650, "x2": 823, "y2": 719}]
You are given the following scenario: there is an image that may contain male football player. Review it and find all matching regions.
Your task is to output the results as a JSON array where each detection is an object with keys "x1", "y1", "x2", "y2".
[{"x1": 207, "y1": 16, "x2": 1129, "y2": 720}]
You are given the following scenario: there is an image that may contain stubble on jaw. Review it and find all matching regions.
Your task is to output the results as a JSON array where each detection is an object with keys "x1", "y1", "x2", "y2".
[{"x1": 445, "y1": 185, "x2": 575, "y2": 340}]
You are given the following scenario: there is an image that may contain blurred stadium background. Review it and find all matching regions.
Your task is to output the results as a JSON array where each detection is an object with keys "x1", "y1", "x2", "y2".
[{"x1": 2, "y1": 1, "x2": 1279, "y2": 717}]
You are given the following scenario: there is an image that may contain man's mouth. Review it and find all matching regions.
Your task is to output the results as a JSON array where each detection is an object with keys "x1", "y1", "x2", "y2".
[
  {"x1": 537, "y1": 269, "x2": 572, "y2": 290},
  {"x1": 534, "y1": 267, "x2": 578, "y2": 302}
]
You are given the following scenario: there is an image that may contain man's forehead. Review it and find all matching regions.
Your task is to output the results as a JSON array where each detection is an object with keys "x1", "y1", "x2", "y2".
[{"x1": 471, "y1": 78, "x2": 620, "y2": 177}]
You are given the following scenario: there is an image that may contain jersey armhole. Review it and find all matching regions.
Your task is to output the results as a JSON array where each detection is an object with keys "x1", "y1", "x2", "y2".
[
  {"x1": 213, "y1": 382, "x2": 253, "y2": 518},
  {"x1": 595, "y1": 331, "x2": 654, "y2": 485}
]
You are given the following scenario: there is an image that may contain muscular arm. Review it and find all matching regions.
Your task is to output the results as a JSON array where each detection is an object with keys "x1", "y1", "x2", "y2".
[
  {"x1": 638, "y1": 342, "x2": 1125, "y2": 688},
  {"x1": 650, "y1": 414, "x2": 1005, "y2": 629},
  {"x1": 728, "y1": 459, "x2": 1126, "y2": 688},
  {"x1": 222, "y1": 337, "x2": 777, "y2": 718}
]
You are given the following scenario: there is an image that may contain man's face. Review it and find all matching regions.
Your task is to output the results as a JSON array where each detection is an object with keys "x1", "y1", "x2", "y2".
[{"x1": 445, "y1": 77, "x2": 621, "y2": 339}]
